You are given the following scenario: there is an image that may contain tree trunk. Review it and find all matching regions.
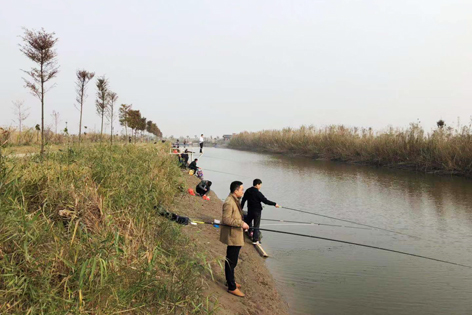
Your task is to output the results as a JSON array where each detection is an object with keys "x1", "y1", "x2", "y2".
[
  {"x1": 40, "y1": 63, "x2": 44, "y2": 156},
  {"x1": 78, "y1": 83, "x2": 84, "y2": 145},
  {"x1": 100, "y1": 111, "x2": 104, "y2": 142},
  {"x1": 110, "y1": 106, "x2": 113, "y2": 145}
]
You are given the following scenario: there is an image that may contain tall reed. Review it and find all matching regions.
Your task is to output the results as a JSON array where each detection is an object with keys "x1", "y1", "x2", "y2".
[{"x1": 229, "y1": 124, "x2": 472, "y2": 177}]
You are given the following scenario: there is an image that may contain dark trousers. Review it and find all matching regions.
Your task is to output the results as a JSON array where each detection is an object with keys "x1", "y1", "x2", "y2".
[
  {"x1": 225, "y1": 246, "x2": 241, "y2": 291},
  {"x1": 196, "y1": 186, "x2": 209, "y2": 196},
  {"x1": 245, "y1": 211, "x2": 261, "y2": 242},
  {"x1": 200, "y1": 142, "x2": 203, "y2": 153}
]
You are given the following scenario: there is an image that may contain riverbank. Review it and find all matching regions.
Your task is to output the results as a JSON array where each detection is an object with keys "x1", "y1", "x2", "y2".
[
  {"x1": 0, "y1": 144, "x2": 288, "y2": 314},
  {"x1": 173, "y1": 175, "x2": 289, "y2": 315},
  {"x1": 229, "y1": 124, "x2": 472, "y2": 178}
]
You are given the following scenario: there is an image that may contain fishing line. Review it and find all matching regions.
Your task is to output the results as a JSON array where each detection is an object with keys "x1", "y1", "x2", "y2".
[
  {"x1": 189, "y1": 220, "x2": 470, "y2": 268},
  {"x1": 257, "y1": 228, "x2": 471, "y2": 269},
  {"x1": 281, "y1": 206, "x2": 420, "y2": 239},
  {"x1": 202, "y1": 168, "x2": 252, "y2": 178},
  {"x1": 200, "y1": 167, "x2": 420, "y2": 239},
  {"x1": 261, "y1": 218, "x2": 371, "y2": 230}
]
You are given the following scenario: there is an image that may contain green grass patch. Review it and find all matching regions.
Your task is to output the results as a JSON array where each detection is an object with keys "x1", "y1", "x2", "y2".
[{"x1": 0, "y1": 144, "x2": 217, "y2": 314}]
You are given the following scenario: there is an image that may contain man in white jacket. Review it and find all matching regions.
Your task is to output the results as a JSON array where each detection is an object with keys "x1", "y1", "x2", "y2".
[{"x1": 199, "y1": 134, "x2": 204, "y2": 153}]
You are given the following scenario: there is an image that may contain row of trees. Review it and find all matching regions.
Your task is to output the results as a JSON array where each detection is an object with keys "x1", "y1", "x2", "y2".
[
  {"x1": 119, "y1": 105, "x2": 162, "y2": 142},
  {"x1": 19, "y1": 28, "x2": 162, "y2": 154}
]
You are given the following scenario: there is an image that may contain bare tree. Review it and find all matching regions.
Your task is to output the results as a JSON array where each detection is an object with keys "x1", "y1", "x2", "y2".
[
  {"x1": 51, "y1": 110, "x2": 60, "y2": 134},
  {"x1": 11, "y1": 100, "x2": 30, "y2": 136},
  {"x1": 95, "y1": 76, "x2": 109, "y2": 140},
  {"x1": 20, "y1": 28, "x2": 59, "y2": 155},
  {"x1": 75, "y1": 70, "x2": 95, "y2": 144},
  {"x1": 107, "y1": 91, "x2": 118, "y2": 144}
]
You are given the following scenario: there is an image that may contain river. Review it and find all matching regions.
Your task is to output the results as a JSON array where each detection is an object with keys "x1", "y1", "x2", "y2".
[{"x1": 196, "y1": 147, "x2": 472, "y2": 315}]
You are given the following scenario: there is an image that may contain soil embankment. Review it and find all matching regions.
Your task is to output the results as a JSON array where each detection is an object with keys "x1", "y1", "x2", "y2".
[{"x1": 173, "y1": 175, "x2": 290, "y2": 315}]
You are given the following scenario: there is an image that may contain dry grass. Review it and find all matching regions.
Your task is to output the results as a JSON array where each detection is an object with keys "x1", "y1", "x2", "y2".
[
  {"x1": 230, "y1": 124, "x2": 472, "y2": 177},
  {"x1": 0, "y1": 127, "x2": 151, "y2": 147},
  {"x1": 0, "y1": 144, "x2": 217, "y2": 314}
]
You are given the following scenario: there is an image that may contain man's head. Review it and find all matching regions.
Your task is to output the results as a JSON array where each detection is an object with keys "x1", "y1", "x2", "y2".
[
  {"x1": 253, "y1": 179, "x2": 262, "y2": 190},
  {"x1": 207, "y1": 181, "x2": 212, "y2": 187},
  {"x1": 201, "y1": 134, "x2": 203, "y2": 137},
  {"x1": 230, "y1": 181, "x2": 244, "y2": 198},
  {"x1": 194, "y1": 159, "x2": 198, "y2": 162}
]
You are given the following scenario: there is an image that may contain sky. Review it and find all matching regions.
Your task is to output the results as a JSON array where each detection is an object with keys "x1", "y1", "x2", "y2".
[{"x1": 1, "y1": 0, "x2": 471, "y2": 138}]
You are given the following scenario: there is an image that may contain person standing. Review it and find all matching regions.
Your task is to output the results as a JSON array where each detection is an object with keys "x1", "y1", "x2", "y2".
[
  {"x1": 220, "y1": 181, "x2": 249, "y2": 297},
  {"x1": 199, "y1": 134, "x2": 204, "y2": 153},
  {"x1": 242, "y1": 179, "x2": 280, "y2": 244}
]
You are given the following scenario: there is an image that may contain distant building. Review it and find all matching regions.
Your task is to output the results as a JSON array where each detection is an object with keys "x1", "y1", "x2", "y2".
[{"x1": 223, "y1": 134, "x2": 232, "y2": 141}]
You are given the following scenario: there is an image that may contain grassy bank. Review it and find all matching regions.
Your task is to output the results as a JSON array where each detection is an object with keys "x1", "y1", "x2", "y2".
[
  {"x1": 0, "y1": 144, "x2": 216, "y2": 313},
  {"x1": 229, "y1": 124, "x2": 472, "y2": 177}
]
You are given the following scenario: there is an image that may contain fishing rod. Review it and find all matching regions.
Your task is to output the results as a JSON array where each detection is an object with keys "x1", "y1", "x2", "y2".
[
  {"x1": 202, "y1": 168, "x2": 252, "y2": 178},
  {"x1": 257, "y1": 228, "x2": 472, "y2": 269},
  {"x1": 281, "y1": 206, "x2": 420, "y2": 239},
  {"x1": 190, "y1": 219, "x2": 471, "y2": 269},
  {"x1": 261, "y1": 218, "x2": 371, "y2": 230}
]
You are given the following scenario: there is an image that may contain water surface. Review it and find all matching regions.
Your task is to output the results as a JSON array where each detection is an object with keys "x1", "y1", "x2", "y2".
[{"x1": 198, "y1": 147, "x2": 472, "y2": 315}]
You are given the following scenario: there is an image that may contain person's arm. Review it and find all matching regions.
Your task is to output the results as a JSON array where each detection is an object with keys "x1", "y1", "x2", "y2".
[
  {"x1": 241, "y1": 191, "x2": 248, "y2": 209},
  {"x1": 257, "y1": 190, "x2": 276, "y2": 206},
  {"x1": 221, "y1": 203, "x2": 243, "y2": 227}
]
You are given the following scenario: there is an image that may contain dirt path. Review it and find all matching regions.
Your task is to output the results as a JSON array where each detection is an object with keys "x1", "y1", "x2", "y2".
[{"x1": 173, "y1": 175, "x2": 290, "y2": 315}]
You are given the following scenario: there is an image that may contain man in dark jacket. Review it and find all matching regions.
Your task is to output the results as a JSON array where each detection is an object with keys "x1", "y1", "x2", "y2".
[
  {"x1": 189, "y1": 159, "x2": 198, "y2": 173},
  {"x1": 242, "y1": 179, "x2": 280, "y2": 244},
  {"x1": 196, "y1": 180, "x2": 212, "y2": 196}
]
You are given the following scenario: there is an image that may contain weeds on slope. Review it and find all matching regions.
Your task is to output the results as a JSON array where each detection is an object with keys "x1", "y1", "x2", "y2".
[{"x1": 0, "y1": 144, "x2": 217, "y2": 314}]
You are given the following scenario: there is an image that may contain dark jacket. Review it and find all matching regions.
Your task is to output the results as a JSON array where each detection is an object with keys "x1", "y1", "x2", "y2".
[
  {"x1": 241, "y1": 187, "x2": 276, "y2": 212},
  {"x1": 189, "y1": 160, "x2": 198, "y2": 171},
  {"x1": 196, "y1": 180, "x2": 211, "y2": 195}
]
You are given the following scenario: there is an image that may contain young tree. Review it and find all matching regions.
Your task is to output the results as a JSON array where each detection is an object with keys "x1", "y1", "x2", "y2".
[
  {"x1": 95, "y1": 76, "x2": 109, "y2": 140},
  {"x1": 138, "y1": 116, "x2": 147, "y2": 139},
  {"x1": 11, "y1": 100, "x2": 30, "y2": 136},
  {"x1": 107, "y1": 91, "x2": 118, "y2": 144},
  {"x1": 75, "y1": 70, "x2": 95, "y2": 144},
  {"x1": 127, "y1": 109, "x2": 141, "y2": 143},
  {"x1": 146, "y1": 120, "x2": 153, "y2": 134},
  {"x1": 20, "y1": 28, "x2": 59, "y2": 155},
  {"x1": 119, "y1": 104, "x2": 132, "y2": 138},
  {"x1": 51, "y1": 110, "x2": 60, "y2": 134}
]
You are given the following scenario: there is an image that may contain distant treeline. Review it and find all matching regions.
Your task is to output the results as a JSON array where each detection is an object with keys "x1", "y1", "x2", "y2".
[{"x1": 229, "y1": 123, "x2": 472, "y2": 178}]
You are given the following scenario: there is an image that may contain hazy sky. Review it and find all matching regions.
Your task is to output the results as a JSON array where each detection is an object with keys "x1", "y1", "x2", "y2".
[{"x1": 1, "y1": 0, "x2": 471, "y2": 137}]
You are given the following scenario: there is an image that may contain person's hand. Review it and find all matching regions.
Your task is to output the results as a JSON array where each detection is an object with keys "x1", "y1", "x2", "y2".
[
  {"x1": 275, "y1": 204, "x2": 281, "y2": 208},
  {"x1": 242, "y1": 222, "x2": 249, "y2": 230}
]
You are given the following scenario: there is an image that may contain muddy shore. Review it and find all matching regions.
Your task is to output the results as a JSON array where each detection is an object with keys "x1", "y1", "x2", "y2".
[{"x1": 172, "y1": 175, "x2": 290, "y2": 315}]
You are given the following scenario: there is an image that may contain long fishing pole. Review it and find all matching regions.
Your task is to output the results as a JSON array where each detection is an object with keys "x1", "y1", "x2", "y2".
[
  {"x1": 261, "y1": 218, "x2": 371, "y2": 230},
  {"x1": 281, "y1": 206, "x2": 420, "y2": 239},
  {"x1": 258, "y1": 228, "x2": 471, "y2": 269},
  {"x1": 203, "y1": 168, "x2": 252, "y2": 178},
  {"x1": 190, "y1": 220, "x2": 471, "y2": 269}
]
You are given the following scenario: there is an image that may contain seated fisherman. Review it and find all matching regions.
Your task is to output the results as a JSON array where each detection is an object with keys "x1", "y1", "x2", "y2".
[
  {"x1": 196, "y1": 180, "x2": 212, "y2": 196},
  {"x1": 189, "y1": 158, "x2": 198, "y2": 173},
  {"x1": 181, "y1": 149, "x2": 190, "y2": 165}
]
